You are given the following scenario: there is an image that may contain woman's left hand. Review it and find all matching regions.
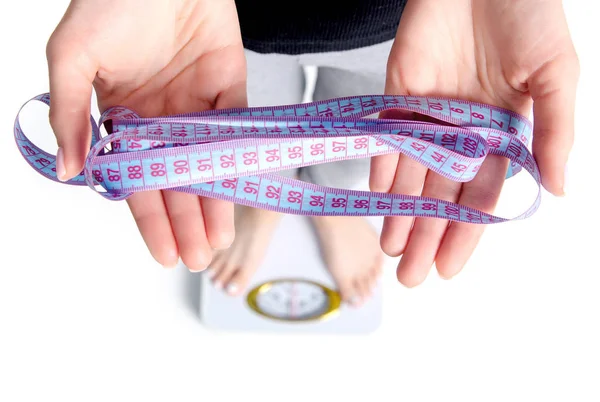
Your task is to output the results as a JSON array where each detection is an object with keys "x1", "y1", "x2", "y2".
[{"x1": 372, "y1": 0, "x2": 579, "y2": 286}]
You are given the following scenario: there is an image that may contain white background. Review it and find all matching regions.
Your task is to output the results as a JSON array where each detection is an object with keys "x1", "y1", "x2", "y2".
[{"x1": 1, "y1": 1, "x2": 599, "y2": 401}]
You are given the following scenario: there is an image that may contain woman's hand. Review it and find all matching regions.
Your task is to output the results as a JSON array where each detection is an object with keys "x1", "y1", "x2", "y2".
[
  {"x1": 47, "y1": 0, "x2": 247, "y2": 270},
  {"x1": 372, "y1": 0, "x2": 579, "y2": 286}
]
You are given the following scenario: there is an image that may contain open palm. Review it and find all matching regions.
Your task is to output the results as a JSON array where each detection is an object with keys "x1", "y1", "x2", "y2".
[
  {"x1": 47, "y1": 0, "x2": 247, "y2": 270},
  {"x1": 371, "y1": 0, "x2": 579, "y2": 286}
]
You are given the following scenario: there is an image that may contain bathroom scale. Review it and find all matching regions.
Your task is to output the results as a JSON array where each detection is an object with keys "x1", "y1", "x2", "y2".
[{"x1": 199, "y1": 212, "x2": 383, "y2": 334}]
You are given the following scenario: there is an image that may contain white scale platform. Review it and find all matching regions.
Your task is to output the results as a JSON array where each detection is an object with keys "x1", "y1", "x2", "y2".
[{"x1": 200, "y1": 212, "x2": 383, "y2": 334}]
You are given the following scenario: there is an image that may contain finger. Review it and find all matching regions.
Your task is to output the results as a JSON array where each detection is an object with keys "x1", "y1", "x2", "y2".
[
  {"x1": 201, "y1": 197, "x2": 235, "y2": 250},
  {"x1": 396, "y1": 172, "x2": 461, "y2": 287},
  {"x1": 126, "y1": 192, "x2": 179, "y2": 268},
  {"x1": 371, "y1": 94, "x2": 420, "y2": 193},
  {"x1": 163, "y1": 191, "x2": 212, "y2": 272},
  {"x1": 370, "y1": 154, "x2": 399, "y2": 193},
  {"x1": 200, "y1": 77, "x2": 246, "y2": 250},
  {"x1": 379, "y1": 157, "x2": 428, "y2": 257},
  {"x1": 165, "y1": 49, "x2": 247, "y2": 250},
  {"x1": 435, "y1": 155, "x2": 508, "y2": 279},
  {"x1": 380, "y1": 59, "x2": 432, "y2": 257},
  {"x1": 46, "y1": 32, "x2": 97, "y2": 181},
  {"x1": 200, "y1": 64, "x2": 247, "y2": 248},
  {"x1": 528, "y1": 52, "x2": 579, "y2": 196}
]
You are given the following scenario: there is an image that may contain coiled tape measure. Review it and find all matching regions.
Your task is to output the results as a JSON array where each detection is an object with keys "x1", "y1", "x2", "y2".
[{"x1": 14, "y1": 93, "x2": 539, "y2": 224}]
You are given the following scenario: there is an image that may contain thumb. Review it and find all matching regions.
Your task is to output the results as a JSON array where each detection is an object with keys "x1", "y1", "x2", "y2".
[
  {"x1": 528, "y1": 52, "x2": 579, "y2": 196},
  {"x1": 46, "y1": 30, "x2": 97, "y2": 182}
]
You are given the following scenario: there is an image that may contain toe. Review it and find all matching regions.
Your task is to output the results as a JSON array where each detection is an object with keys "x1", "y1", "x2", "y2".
[
  {"x1": 355, "y1": 277, "x2": 371, "y2": 301},
  {"x1": 224, "y1": 267, "x2": 256, "y2": 296},
  {"x1": 212, "y1": 264, "x2": 237, "y2": 291},
  {"x1": 351, "y1": 280, "x2": 367, "y2": 306},
  {"x1": 374, "y1": 264, "x2": 383, "y2": 280},
  {"x1": 205, "y1": 251, "x2": 225, "y2": 279},
  {"x1": 365, "y1": 273, "x2": 377, "y2": 295},
  {"x1": 369, "y1": 263, "x2": 382, "y2": 289},
  {"x1": 337, "y1": 280, "x2": 359, "y2": 306},
  {"x1": 204, "y1": 267, "x2": 217, "y2": 279}
]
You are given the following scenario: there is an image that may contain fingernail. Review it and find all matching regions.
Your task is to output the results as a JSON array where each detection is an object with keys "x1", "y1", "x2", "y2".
[
  {"x1": 188, "y1": 267, "x2": 204, "y2": 273},
  {"x1": 226, "y1": 283, "x2": 238, "y2": 295},
  {"x1": 439, "y1": 272, "x2": 454, "y2": 280},
  {"x1": 563, "y1": 164, "x2": 569, "y2": 195},
  {"x1": 213, "y1": 244, "x2": 232, "y2": 251},
  {"x1": 56, "y1": 148, "x2": 67, "y2": 182},
  {"x1": 214, "y1": 281, "x2": 222, "y2": 290},
  {"x1": 213, "y1": 236, "x2": 234, "y2": 251},
  {"x1": 349, "y1": 296, "x2": 360, "y2": 306},
  {"x1": 163, "y1": 257, "x2": 180, "y2": 269},
  {"x1": 205, "y1": 268, "x2": 215, "y2": 278}
]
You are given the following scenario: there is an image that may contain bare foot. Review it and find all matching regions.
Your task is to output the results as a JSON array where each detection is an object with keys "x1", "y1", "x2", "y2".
[
  {"x1": 207, "y1": 205, "x2": 282, "y2": 296},
  {"x1": 311, "y1": 216, "x2": 384, "y2": 307},
  {"x1": 209, "y1": 207, "x2": 383, "y2": 305}
]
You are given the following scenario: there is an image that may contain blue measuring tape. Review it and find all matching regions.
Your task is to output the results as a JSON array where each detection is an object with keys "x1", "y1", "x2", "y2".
[{"x1": 14, "y1": 93, "x2": 540, "y2": 223}]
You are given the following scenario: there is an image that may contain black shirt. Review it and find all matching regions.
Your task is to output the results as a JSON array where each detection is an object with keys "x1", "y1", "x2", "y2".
[{"x1": 235, "y1": 0, "x2": 407, "y2": 54}]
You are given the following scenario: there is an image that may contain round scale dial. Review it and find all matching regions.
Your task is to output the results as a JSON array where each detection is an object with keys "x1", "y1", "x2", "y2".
[{"x1": 247, "y1": 279, "x2": 341, "y2": 322}]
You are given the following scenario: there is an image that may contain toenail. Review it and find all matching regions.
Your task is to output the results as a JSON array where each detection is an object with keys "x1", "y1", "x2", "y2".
[
  {"x1": 226, "y1": 283, "x2": 238, "y2": 295},
  {"x1": 349, "y1": 296, "x2": 361, "y2": 306}
]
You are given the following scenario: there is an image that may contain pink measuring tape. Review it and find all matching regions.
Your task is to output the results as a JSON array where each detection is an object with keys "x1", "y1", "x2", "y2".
[{"x1": 14, "y1": 93, "x2": 540, "y2": 224}]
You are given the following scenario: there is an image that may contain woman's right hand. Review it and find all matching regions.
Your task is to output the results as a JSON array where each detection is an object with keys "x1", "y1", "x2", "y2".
[{"x1": 47, "y1": 0, "x2": 248, "y2": 270}]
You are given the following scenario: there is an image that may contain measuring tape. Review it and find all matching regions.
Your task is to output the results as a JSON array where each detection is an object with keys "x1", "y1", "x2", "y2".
[{"x1": 14, "y1": 93, "x2": 540, "y2": 224}]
